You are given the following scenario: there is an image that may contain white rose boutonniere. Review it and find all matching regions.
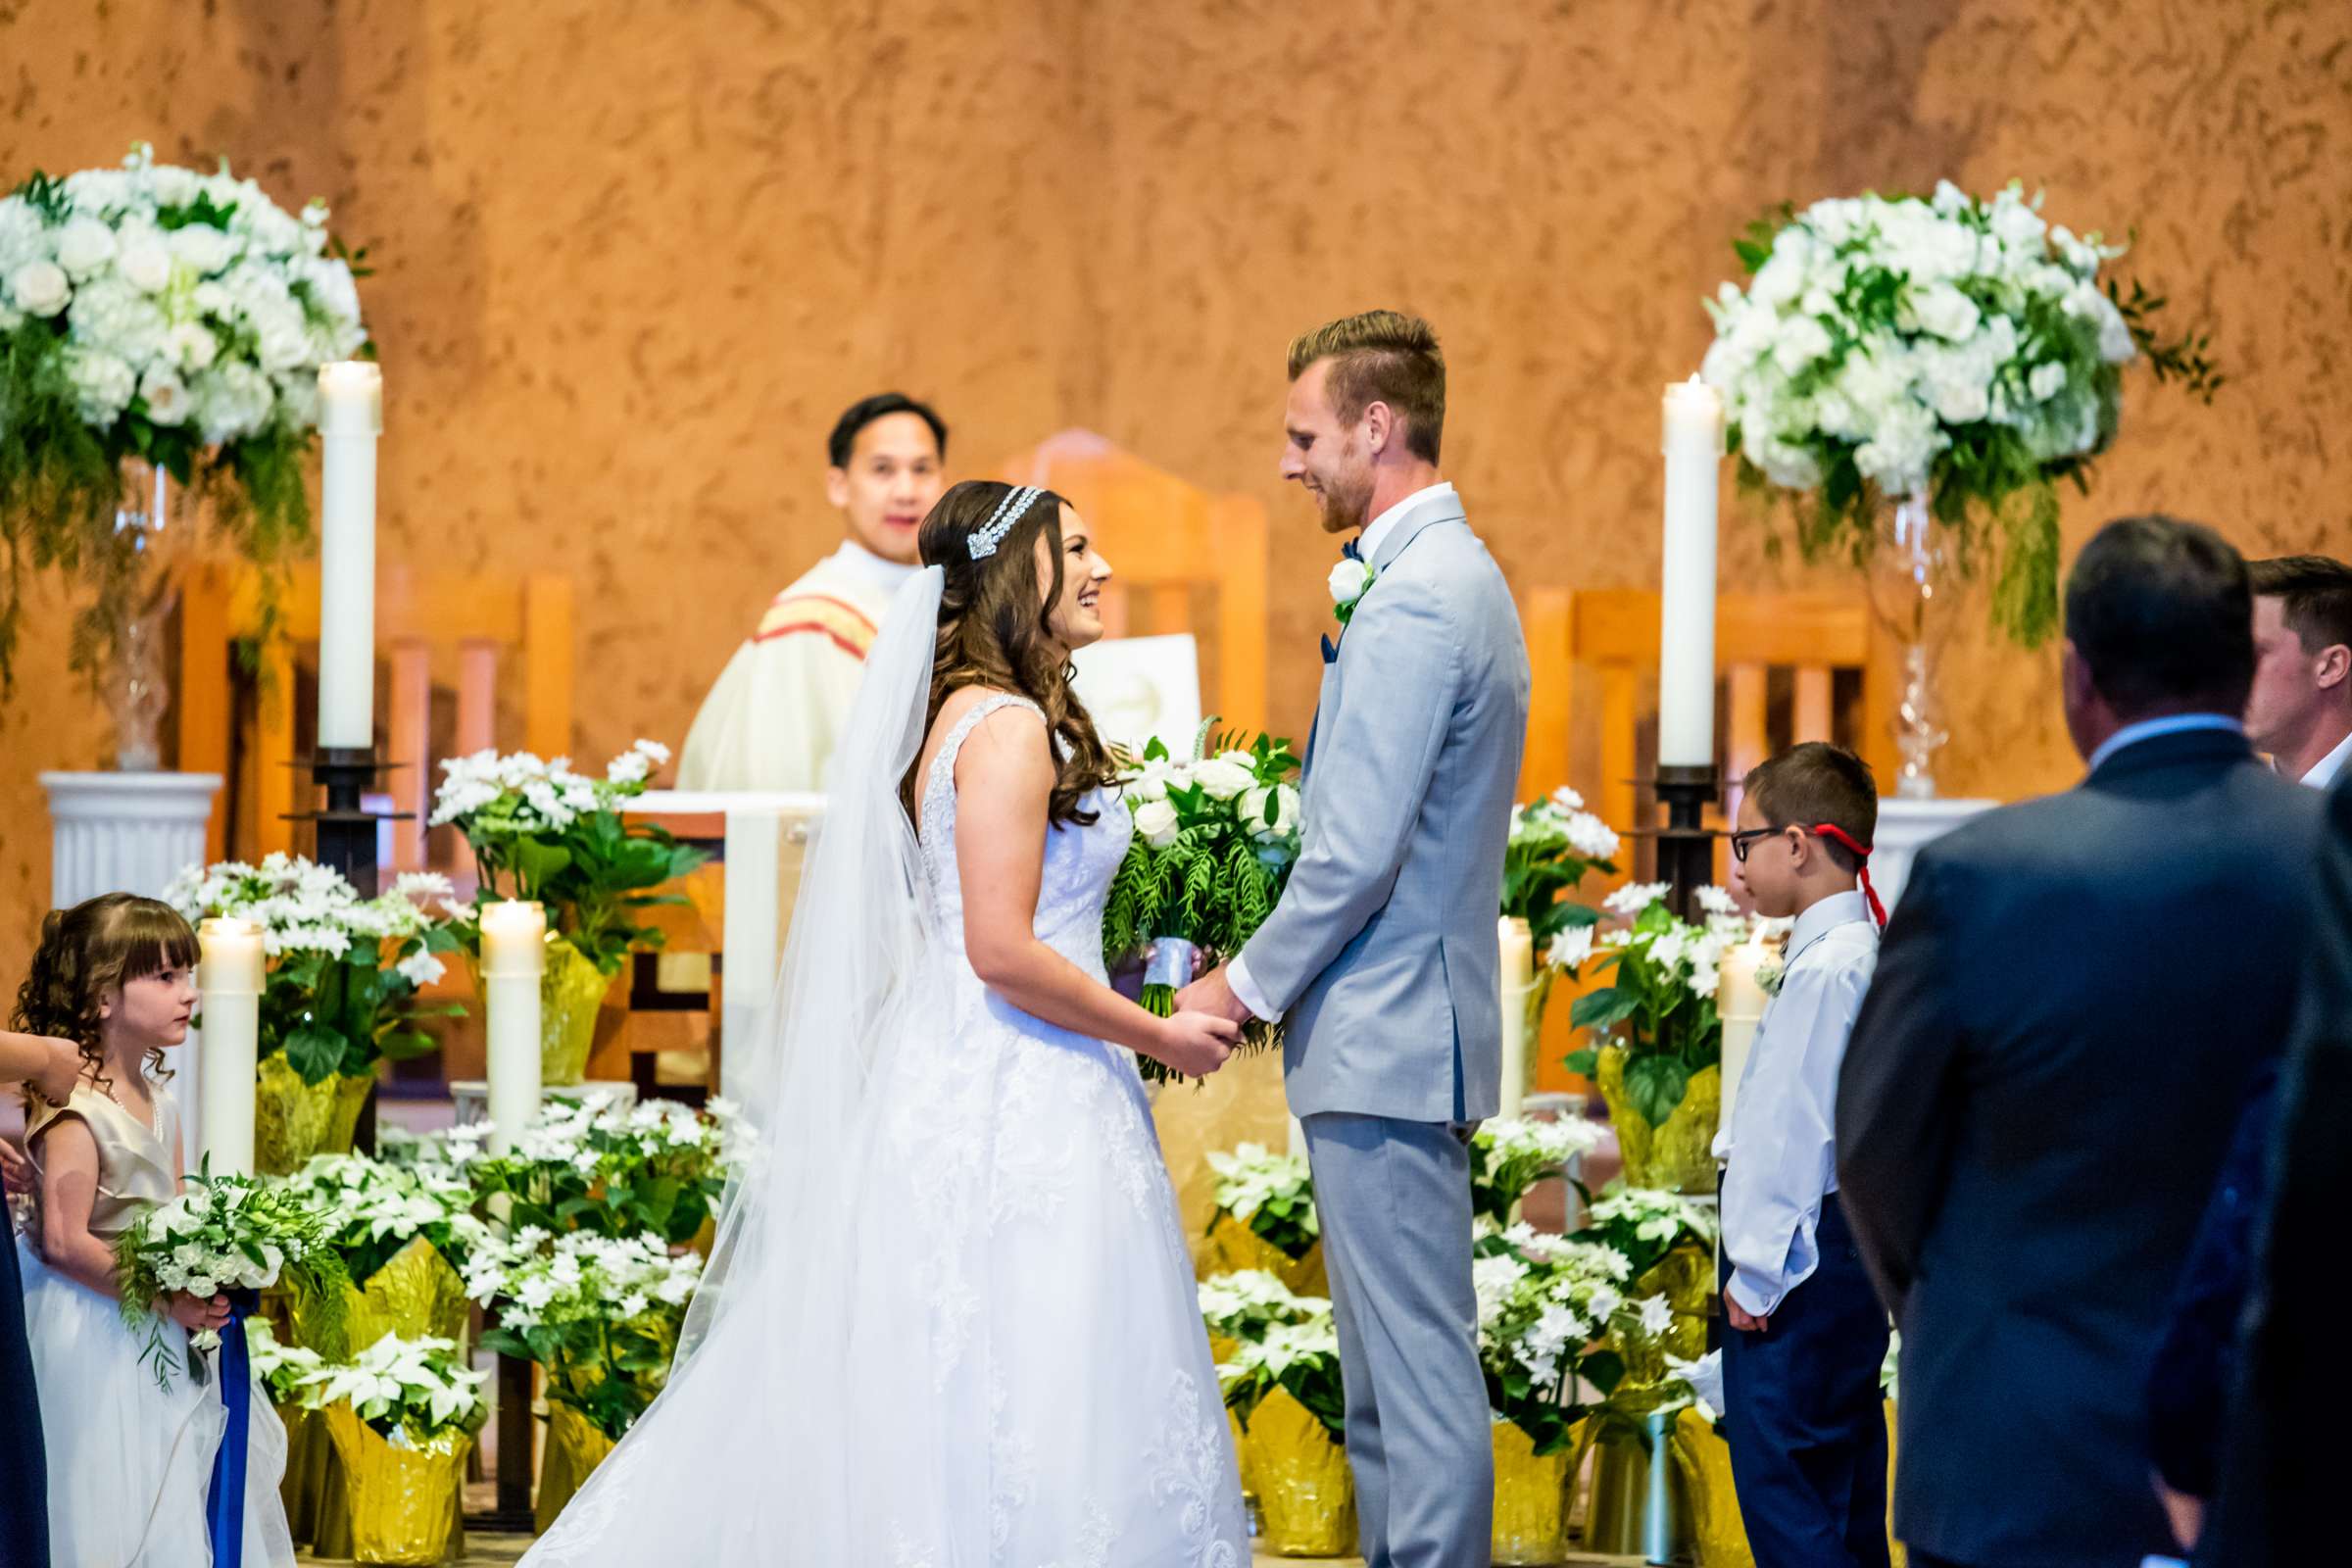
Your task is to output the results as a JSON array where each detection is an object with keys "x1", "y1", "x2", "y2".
[{"x1": 1328, "y1": 556, "x2": 1374, "y2": 624}]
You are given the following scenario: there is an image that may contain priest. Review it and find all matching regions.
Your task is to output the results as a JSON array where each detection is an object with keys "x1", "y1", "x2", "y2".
[{"x1": 678, "y1": 392, "x2": 950, "y2": 791}]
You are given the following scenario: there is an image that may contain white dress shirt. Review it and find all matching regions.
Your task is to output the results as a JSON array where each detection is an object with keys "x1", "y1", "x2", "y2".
[
  {"x1": 2297, "y1": 725, "x2": 2352, "y2": 789},
  {"x1": 1225, "y1": 482, "x2": 1458, "y2": 1023},
  {"x1": 1717, "y1": 889, "x2": 1879, "y2": 1318},
  {"x1": 2083, "y1": 712, "x2": 2243, "y2": 775}
]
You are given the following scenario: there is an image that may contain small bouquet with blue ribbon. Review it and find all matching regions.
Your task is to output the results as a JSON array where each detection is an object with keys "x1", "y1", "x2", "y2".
[{"x1": 1104, "y1": 720, "x2": 1301, "y2": 1084}]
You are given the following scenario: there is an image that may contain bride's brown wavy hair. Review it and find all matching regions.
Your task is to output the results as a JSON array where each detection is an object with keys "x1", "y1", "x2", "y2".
[
  {"x1": 903, "y1": 479, "x2": 1117, "y2": 827},
  {"x1": 12, "y1": 893, "x2": 195, "y2": 1109}
]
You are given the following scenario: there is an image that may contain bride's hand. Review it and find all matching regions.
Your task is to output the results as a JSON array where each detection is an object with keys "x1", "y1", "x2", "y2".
[{"x1": 1152, "y1": 1010, "x2": 1240, "y2": 1079}]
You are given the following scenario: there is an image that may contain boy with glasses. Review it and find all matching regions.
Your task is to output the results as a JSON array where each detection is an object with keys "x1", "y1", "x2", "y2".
[{"x1": 1718, "y1": 740, "x2": 1890, "y2": 1568}]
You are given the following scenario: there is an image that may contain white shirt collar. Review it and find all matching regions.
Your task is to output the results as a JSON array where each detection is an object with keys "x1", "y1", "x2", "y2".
[
  {"x1": 2297, "y1": 726, "x2": 2352, "y2": 790},
  {"x1": 2085, "y1": 712, "x2": 2244, "y2": 775},
  {"x1": 829, "y1": 538, "x2": 921, "y2": 599},
  {"x1": 1786, "y1": 889, "x2": 1871, "y2": 962},
  {"x1": 1355, "y1": 481, "x2": 1456, "y2": 566}
]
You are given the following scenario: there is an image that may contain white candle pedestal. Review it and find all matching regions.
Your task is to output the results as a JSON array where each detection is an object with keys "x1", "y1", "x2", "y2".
[
  {"x1": 39, "y1": 771, "x2": 223, "y2": 907},
  {"x1": 1657, "y1": 377, "x2": 1725, "y2": 769},
  {"x1": 316, "y1": 362, "x2": 382, "y2": 752},
  {"x1": 480, "y1": 901, "x2": 547, "y2": 1158},
  {"x1": 1497, "y1": 916, "x2": 1536, "y2": 1121},
  {"x1": 1873, "y1": 798, "x2": 1999, "y2": 914}
]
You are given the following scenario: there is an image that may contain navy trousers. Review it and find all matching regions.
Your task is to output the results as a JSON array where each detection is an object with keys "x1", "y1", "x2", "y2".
[
  {"x1": 1720, "y1": 1194, "x2": 1891, "y2": 1568},
  {"x1": 1, "y1": 1229, "x2": 49, "y2": 1566}
]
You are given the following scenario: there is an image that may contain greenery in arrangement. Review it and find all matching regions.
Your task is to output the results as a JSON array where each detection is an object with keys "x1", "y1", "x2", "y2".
[
  {"x1": 1701, "y1": 181, "x2": 2223, "y2": 645},
  {"x1": 280, "y1": 1152, "x2": 490, "y2": 1285},
  {"x1": 431, "y1": 741, "x2": 706, "y2": 977},
  {"x1": 1198, "y1": 1269, "x2": 1323, "y2": 1345},
  {"x1": 0, "y1": 143, "x2": 368, "y2": 689},
  {"x1": 1502, "y1": 787, "x2": 1620, "y2": 968},
  {"x1": 166, "y1": 856, "x2": 465, "y2": 1086},
  {"x1": 455, "y1": 1092, "x2": 745, "y2": 1248},
  {"x1": 1468, "y1": 1115, "x2": 1604, "y2": 1227},
  {"x1": 1575, "y1": 1183, "x2": 1722, "y2": 1288},
  {"x1": 1205, "y1": 1142, "x2": 1318, "y2": 1261},
  {"x1": 1217, "y1": 1311, "x2": 1347, "y2": 1443},
  {"x1": 1564, "y1": 883, "x2": 1757, "y2": 1128},
  {"x1": 1472, "y1": 1221, "x2": 1640, "y2": 1454},
  {"x1": 291, "y1": 1332, "x2": 489, "y2": 1449},
  {"x1": 466, "y1": 1227, "x2": 705, "y2": 1444},
  {"x1": 1102, "y1": 725, "x2": 1302, "y2": 1083},
  {"x1": 115, "y1": 1160, "x2": 349, "y2": 1389}
]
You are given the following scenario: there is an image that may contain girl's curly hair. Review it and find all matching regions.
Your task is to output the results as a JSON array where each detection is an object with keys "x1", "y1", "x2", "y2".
[{"x1": 12, "y1": 893, "x2": 198, "y2": 1106}]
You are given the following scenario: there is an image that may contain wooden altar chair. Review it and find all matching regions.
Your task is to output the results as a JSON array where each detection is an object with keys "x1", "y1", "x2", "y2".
[
  {"x1": 995, "y1": 430, "x2": 1271, "y2": 733},
  {"x1": 177, "y1": 562, "x2": 575, "y2": 865}
]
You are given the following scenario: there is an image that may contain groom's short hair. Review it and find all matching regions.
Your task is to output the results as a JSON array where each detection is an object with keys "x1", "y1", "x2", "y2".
[{"x1": 1288, "y1": 311, "x2": 1446, "y2": 464}]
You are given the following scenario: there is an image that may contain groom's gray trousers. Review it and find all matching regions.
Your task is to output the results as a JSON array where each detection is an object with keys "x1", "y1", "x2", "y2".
[
  {"x1": 1301, "y1": 1113, "x2": 1492, "y2": 1568},
  {"x1": 1233, "y1": 493, "x2": 1527, "y2": 1568}
]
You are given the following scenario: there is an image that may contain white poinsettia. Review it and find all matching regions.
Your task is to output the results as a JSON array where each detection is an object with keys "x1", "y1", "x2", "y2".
[
  {"x1": 244, "y1": 1318, "x2": 326, "y2": 1407},
  {"x1": 1601, "y1": 882, "x2": 1672, "y2": 918},
  {"x1": 291, "y1": 1332, "x2": 488, "y2": 1448},
  {"x1": 1206, "y1": 1142, "x2": 1318, "y2": 1259},
  {"x1": 1198, "y1": 1269, "x2": 1325, "y2": 1343},
  {"x1": 461, "y1": 1227, "x2": 704, "y2": 1333},
  {"x1": 1584, "y1": 1185, "x2": 1722, "y2": 1250}
]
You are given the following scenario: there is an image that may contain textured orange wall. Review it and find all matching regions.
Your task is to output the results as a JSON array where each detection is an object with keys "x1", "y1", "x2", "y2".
[{"x1": 2, "y1": 0, "x2": 2347, "y2": 989}]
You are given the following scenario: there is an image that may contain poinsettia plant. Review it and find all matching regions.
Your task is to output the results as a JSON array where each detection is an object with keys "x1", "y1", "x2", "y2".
[{"x1": 1563, "y1": 883, "x2": 1759, "y2": 1127}]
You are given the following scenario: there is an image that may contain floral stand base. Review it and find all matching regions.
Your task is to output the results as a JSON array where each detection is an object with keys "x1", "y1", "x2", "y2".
[
  {"x1": 1595, "y1": 1047, "x2": 1721, "y2": 1196},
  {"x1": 536, "y1": 1400, "x2": 619, "y2": 1532},
  {"x1": 1583, "y1": 1412, "x2": 1693, "y2": 1558},
  {"x1": 255, "y1": 1054, "x2": 373, "y2": 1176},
  {"x1": 1245, "y1": 1388, "x2": 1355, "y2": 1556},
  {"x1": 541, "y1": 944, "x2": 613, "y2": 1086},
  {"x1": 324, "y1": 1405, "x2": 471, "y2": 1566},
  {"x1": 1491, "y1": 1420, "x2": 1575, "y2": 1564}
]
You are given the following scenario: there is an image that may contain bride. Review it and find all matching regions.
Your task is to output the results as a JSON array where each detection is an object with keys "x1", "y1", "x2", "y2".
[{"x1": 524, "y1": 480, "x2": 1250, "y2": 1566}]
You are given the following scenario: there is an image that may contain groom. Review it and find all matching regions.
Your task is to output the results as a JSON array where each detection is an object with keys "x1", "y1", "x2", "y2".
[{"x1": 1182, "y1": 310, "x2": 1529, "y2": 1568}]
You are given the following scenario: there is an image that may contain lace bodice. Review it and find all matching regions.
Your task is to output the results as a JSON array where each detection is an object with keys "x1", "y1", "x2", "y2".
[{"x1": 918, "y1": 692, "x2": 1132, "y2": 982}]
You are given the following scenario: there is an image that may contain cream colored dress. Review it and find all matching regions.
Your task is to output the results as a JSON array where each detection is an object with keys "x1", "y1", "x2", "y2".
[{"x1": 15, "y1": 1082, "x2": 293, "y2": 1567}]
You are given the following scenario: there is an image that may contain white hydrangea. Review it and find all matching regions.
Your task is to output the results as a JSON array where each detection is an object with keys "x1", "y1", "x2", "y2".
[{"x1": 1602, "y1": 882, "x2": 1671, "y2": 918}]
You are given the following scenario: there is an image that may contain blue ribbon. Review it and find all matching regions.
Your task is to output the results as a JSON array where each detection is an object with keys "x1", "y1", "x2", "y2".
[{"x1": 205, "y1": 1289, "x2": 259, "y2": 1568}]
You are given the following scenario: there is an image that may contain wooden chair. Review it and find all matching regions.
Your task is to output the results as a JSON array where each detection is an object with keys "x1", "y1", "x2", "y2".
[
  {"x1": 1519, "y1": 586, "x2": 1894, "y2": 845},
  {"x1": 178, "y1": 563, "x2": 575, "y2": 865},
  {"x1": 995, "y1": 430, "x2": 1271, "y2": 733}
]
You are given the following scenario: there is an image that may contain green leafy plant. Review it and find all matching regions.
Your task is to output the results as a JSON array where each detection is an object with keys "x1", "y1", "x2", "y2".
[
  {"x1": 1219, "y1": 1315, "x2": 1347, "y2": 1442},
  {"x1": 466, "y1": 1228, "x2": 703, "y2": 1444},
  {"x1": 458, "y1": 1093, "x2": 742, "y2": 1248},
  {"x1": 1204, "y1": 1142, "x2": 1318, "y2": 1261},
  {"x1": 1563, "y1": 885, "x2": 1750, "y2": 1128}
]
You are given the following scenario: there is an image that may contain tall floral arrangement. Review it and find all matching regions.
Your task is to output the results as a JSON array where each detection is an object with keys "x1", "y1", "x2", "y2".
[
  {"x1": 166, "y1": 855, "x2": 463, "y2": 1085},
  {"x1": 0, "y1": 142, "x2": 367, "y2": 686},
  {"x1": 431, "y1": 740, "x2": 706, "y2": 976},
  {"x1": 1701, "y1": 181, "x2": 2220, "y2": 644}
]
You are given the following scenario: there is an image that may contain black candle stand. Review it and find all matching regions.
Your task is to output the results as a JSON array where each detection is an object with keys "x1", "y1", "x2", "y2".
[
  {"x1": 1624, "y1": 762, "x2": 1722, "y2": 922},
  {"x1": 285, "y1": 745, "x2": 409, "y2": 895}
]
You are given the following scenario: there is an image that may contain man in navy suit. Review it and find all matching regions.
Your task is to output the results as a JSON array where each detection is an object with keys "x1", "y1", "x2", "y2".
[{"x1": 1835, "y1": 515, "x2": 2325, "y2": 1568}]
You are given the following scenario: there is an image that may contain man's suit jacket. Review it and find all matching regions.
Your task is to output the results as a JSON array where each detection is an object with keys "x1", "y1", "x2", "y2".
[
  {"x1": 1834, "y1": 726, "x2": 2324, "y2": 1568},
  {"x1": 2198, "y1": 772, "x2": 2352, "y2": 1567},
  {"x1": 1238, "y1": 488, "x2": 1529, "y2": 1123}
]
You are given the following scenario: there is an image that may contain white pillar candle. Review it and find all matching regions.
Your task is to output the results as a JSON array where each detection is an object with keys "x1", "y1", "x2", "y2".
[
  {"x1": 196, "y1": 917, "x2": 264, "y2": 1177},
  {"x1": 1716, "y1": 928, "x2": 1772, "y2": 1134},
  {"x1": 1657, "y1": 376, "x2": 1725, "y2": 768},
  {"x1": 316, "y1": 362, "x2": 382, "y2": 751},
  {"x1": 720, "y1": 808, "x2": 782, "y2": 1102},
  {"x1": 1497, "y1": 916, "x2": 1536, "y2": 1120},
  {"x1": 480, "y1": 901, "x2": 547, "y2": 1157}
]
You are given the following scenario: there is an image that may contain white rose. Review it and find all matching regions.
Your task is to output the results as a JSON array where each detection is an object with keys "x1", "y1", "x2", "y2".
[
  {"x1": 1131, "y1": 799, "x2": 1180, "y2": 849},
  {"x1": 167, "y1": 223, "x2": 236, "y2": 276},
  {"x1": 1903, "y1": 282, "x2": 1982, "y2": 343},
  {"x1": 138, "y1": 367, "x2": 190, "y2": 425},
  {"x1": 1238, "y1": 782, "x2": 1300, "y2": 840},
  {"x1": 167, "y1": 320, "x2": 219, "y2": 372},
  {"x1": 6, "y1": 259, "x2": 70, "y2": 317},
  {"x1": 53, "y1": 217, "x2": 118, "y2": 279},
  {"x1": 115, "y1": 230, "x2": 172, "y2": 293},
  {"x1": 1327, "y1": 557, "x2": 1373, "y2": 607},
  {"x1": 1191, "y1": 758, "x2": 1254, "y2": 801}
]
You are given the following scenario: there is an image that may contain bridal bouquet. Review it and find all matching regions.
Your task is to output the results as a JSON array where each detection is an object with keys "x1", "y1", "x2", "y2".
[
  {"x1": 0, "y1": 142, "x2": 368, "y2": 685},
  {"x1": 116, "y1": 1161, "x2": 348, "y2": 1389},
  {"x1": 1103, "y1": 725, "x2": 1302, "y2": 1083},
  {"x1": 166, "y1": 855, "x2": 465, "y2": 1085},
  {"x1": 1701, "y1": 181, "x2": 2222, "y2": 643},
  {"x1": 433, "y1": 740, "x2": 704, "y2": 977}
]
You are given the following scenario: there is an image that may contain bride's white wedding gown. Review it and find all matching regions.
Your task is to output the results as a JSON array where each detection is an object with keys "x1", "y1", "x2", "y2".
[{"x1": 525, "y1": 692, "x2": 1246, "y2": 1567}]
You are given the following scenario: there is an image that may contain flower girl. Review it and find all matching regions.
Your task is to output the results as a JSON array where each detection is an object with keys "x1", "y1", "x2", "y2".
[{"x1": 11, "y1": 893, "x2": 294, "y2": 1567}]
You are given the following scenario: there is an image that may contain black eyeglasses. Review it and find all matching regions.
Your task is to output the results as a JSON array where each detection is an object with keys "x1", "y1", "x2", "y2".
[{"x1": 1728, "y1": 826, "x2": 1786, "y2": 864}]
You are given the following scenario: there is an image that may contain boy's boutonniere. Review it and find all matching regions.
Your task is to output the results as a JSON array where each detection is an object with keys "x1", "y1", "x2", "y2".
[
  {"x1": 1329, "y1": 536, "x2": 1375, "y2": 626},
  {"x1": 1756, "y1": 958, "x2": 1787, "y2": 999}
]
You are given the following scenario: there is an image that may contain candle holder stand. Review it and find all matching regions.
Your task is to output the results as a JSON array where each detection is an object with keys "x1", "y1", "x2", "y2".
[
  {"x1": 1640, "y1": 763, "x2": 1721, "y2": 923},
  {"x1": 286, "y1": 746, "x2": 408, "y2": 895}
]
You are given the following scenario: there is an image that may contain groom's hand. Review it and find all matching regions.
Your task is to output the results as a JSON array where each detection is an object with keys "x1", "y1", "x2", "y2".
[{"x1": 1177, "y1": 965, "x2": 1256, "y2": 1027}]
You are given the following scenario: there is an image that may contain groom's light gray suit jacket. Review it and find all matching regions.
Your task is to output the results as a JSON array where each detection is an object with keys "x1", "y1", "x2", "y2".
[{"x1": 1239, "y1": 487, "x2": 1530, "y2": 1124}]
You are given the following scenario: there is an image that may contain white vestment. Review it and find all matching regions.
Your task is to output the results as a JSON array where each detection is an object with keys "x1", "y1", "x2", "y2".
[{"x1": 676, "y1": 541, "x2": 918, "y2": 792}]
